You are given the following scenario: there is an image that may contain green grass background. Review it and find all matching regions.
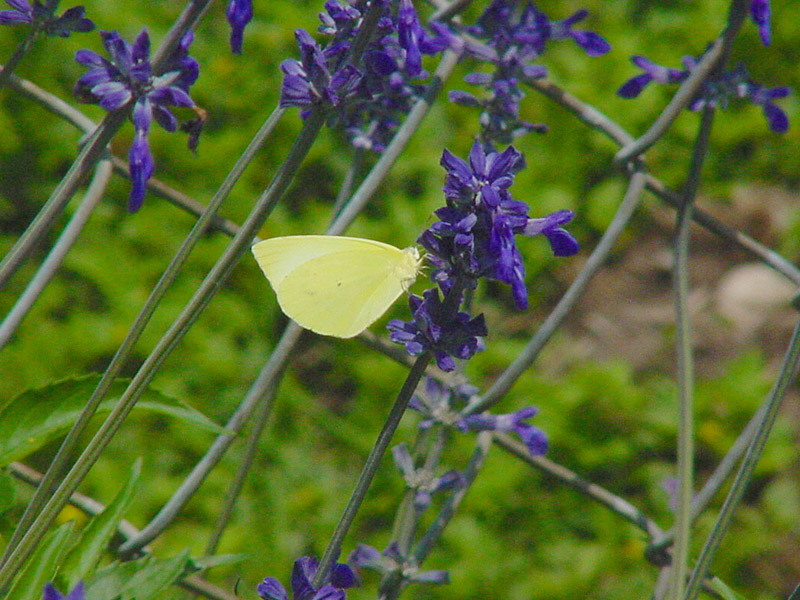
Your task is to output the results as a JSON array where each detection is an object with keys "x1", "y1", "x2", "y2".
[{"x1": 1, "y1": 0, "x2": 799, "y2": 598}]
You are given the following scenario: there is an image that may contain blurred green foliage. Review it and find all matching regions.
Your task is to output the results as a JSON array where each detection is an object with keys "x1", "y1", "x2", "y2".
[{"x1": 1, "y1": 0, "x2": 799, "y2": 599}]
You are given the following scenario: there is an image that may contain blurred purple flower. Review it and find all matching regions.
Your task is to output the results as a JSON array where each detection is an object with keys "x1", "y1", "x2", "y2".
[
  {"x1": 0, "y1": 0, "x2": 93, "y2": 36},
  {"x1": 408, "y1": 377, "x2": 478, "y2": 429},
  {"x1": 749, "y1": 0, "x2": 771, "y2": 45},
  {"x1": 392, "y1": 443, "x2": 465, "y2": 511},
  {"x1": 74, "y1": 29, "x2": 200, "y2": 211},
  {"x1": 226, "y1": 0, "x2": 253, "y2": 54},
  {"x1": 258, "y1": 556, "x2": 358, "y2": 600},
  {"x1": 457, "y1": 406, "x2": 548, "y2": 455},
  {"x1": 43, "y1": 582, "x2": 85, "y2": 600},
  {"x1": 348, "y1": 543, "x2": 449, "y2": 585}
]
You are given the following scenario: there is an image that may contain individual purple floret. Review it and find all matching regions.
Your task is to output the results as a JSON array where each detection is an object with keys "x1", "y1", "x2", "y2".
[
  {"x1": 618, "y1": 54, "x2": 791, "y2": 133},
  {"x1": 74, "y1": 29, "x2": 200, "y2": 212},
  {"x1": 387, "y1": 288, "x2": 488, "y2": 372},
  {"x1": 226, "y1": 0, "x2": 253, "y2": 54},
  {"x1": 749, "y1": 0, "x2": 771, "y2": 46},
  {"x1": 279, "y1": 28, "x2": 362, "y2": 114},
  {"x1": 392, "y1": 443, "x2": 465, "y2": 512},
  {"x1": 451, "y1": 0, "x2": 609, "y2": 145},
  {"x1": 457, "y1": 406, "x2": 548, "y2": 455},
  {"x1": 43, "y1": 582, "x2": 85, "y2": 600},
  {"x1": 258, "y1": 556, "x2": 358, "y2": 600},
  {"x1": 0, "y1": 0, "x2": 93, "y2": 36},
  {"x1": 348, "y1": 543, "x2": 449, "y2": 585},
  {"x1": 408, "y1": 377, "x2": 478, "y2": 429}
]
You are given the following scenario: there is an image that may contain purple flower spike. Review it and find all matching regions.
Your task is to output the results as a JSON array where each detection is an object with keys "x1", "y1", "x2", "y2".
[
  {"x1": 226, "y1": 0, "x2": 253, "y2": 54},
  {"x1": 457, "y1": 406, "x2": 548, "y2": 455},
  {"x1": 749, "y1": 0, "x2": 771, "y2": 46},
  {"x1": 74, "y1": 28, "x2": 200, "y2": 212},
  {"x1": 43, "y1": 582, "x2": 86, "y2": 600}
]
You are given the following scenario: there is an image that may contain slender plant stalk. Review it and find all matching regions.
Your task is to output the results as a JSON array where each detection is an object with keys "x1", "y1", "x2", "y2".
[
  {"x1": 315, "y1": 353, "x2": 433, "y2": 586},
  {"x1": 0, "y1": 157, "x2": 112, "y2": 349},
  {"x1": 667, "y1": 105, "x2": 716, "y2": 600}
]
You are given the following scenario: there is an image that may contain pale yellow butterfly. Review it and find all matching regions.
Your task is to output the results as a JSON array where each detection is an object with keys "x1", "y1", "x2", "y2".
[{"x1": 251, "y1": 235, "x2": 422, "y2": 338}]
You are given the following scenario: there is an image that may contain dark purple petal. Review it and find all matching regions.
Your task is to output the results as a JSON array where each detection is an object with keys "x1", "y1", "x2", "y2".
[
  {"x1": 329, "y1": 563, "x2": 359, "y2": 589},
  {"x1": 0, "y1": 9, "x2": 32, "y2": 24},
  {"x1": 128, "y1": 130, "x2": 154, "y2": 212},
  {"x1": 93, "y1": 81, "x2": 133, "y2": 110},
  {"x1": 515, "y1": 423, "x2": 548, "y2": 455},
  {"x1": 750, "y1": 0, "x2": 771, "y2": 45},
  {"x1": 42, "y1": 583, "x2": 66, "y2": 600},
  {"x1": 449, "y1": 90, "x2": 481, "y2": 106},
  {"x1": 763, "y1": 102, "x2": 789, "y2": 133},
  {"x1": 348, "y1": 544, "x2": 382, "y2": 569},
  {"x1": 617, "y1": 73, "x2": 651, "y2": 98},
  {"x1": 569, "y1": 30, "x2": 611, "y2": 56},
  {"x1": 6, "y1": 0, "x2": 31, "y2": 12},
  {"x1": 227, "y1": 0, "x2": 253, "y2": 54},
  {"x1": 257, "y1": 578, "x2": 289, "y2": 600},
  {"x1": 291, "y1": 557, "x2": 318, "y2": 600},
  {"x1": 312, "y1": 585, "x2": 345, "y2": 600}
]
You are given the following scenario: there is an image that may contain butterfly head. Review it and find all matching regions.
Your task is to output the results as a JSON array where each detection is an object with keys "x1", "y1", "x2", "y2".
[{"x1": 398, "y1": 246, "x2": 423, "y2": 291}]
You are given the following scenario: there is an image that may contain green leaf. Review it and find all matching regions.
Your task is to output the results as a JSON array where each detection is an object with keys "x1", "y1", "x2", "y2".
[
  {"x1": 59, "y1": 458, "x2": 142, "y2": 589},
  {"x1": 0, "y1": 375, "x2": 231, "y2": 466},
  {"x1": 709, "y1": 576, "x2": 750, "y2": 600},
  {"x1": 0, "y1": 469, "x2": 16, "y2": 514},
  {"x1": 6, "y1": 521, "x2": 75, "y2": 600},
  {"x1": 87, "y1": 551, "x2": 189, "y2": 600}
]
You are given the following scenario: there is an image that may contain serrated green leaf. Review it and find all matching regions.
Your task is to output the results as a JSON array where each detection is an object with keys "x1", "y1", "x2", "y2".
[
  {"x1": 0, "y1": 469, "x2": 16, "y2": 514},
  {"x1": 59, "y1": 458, "x2": 142, "y2": 589},
  {"x1": 709, "y1": 576, "x2": 749, "y2": 600},
  {"x1": 189, "y1": 553, "x2": 250, "y2": 571},
  {"x1": 6, "y1": 521, "x2": 75, "y2": 600},
  {"x1": 87, "y1": 551, "x2": 190, "y2": 600},
  {"x1": 0, "y1": 375, "x2": 231, "y2": 466}
]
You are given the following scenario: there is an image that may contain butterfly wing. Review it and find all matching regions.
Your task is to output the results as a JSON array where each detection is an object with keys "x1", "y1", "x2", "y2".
[{"x1": 252, "y1": 236, "x2": 419, "y2": 338}]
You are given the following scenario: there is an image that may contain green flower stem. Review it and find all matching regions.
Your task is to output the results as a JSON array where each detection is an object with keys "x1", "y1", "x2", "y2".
[
  {"x1": 470, "y1": 169, "x2": 648, "y2": 413},
  {"x1": 0, "y1": 156, "x2": 112, "y2": 349},
  {"x1": 495, "y1": 434, "x2": 664, "y2": 539},
  {"x1": 668, "y1": 105, "x2": 716, "y2": 600},
  {"x1": 315, "y1": 352, "x2": 433, "y2": 587}
]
